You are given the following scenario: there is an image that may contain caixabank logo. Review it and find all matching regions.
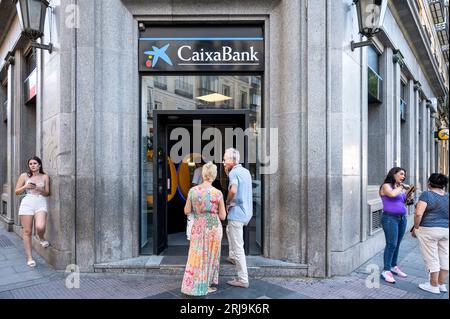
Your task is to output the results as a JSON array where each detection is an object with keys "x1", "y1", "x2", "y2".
[
  {"x1": 144, "y1": 44, "x2": 173, "y2": 68},
  {"x1": 139, "y1": 34, "x2": 264, "y2": 72}
]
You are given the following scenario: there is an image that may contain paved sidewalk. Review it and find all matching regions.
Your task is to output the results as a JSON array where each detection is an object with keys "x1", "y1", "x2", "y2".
[{"x1": 0, "y1": 222, "x2": 447, "y2": 299}]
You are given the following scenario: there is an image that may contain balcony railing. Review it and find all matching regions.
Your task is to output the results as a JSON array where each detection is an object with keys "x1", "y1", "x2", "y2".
[{"x1": 154, "y1": 80, "x2": 167, "y2": 90}]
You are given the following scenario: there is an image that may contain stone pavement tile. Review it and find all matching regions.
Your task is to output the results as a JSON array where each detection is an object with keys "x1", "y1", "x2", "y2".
[
  {"x1": 0, "y1": 272, "x2": 62, "y2": 293},
  {"x1": 396, "y1": 267, "x2": 427, "y2": 278},
  {"x1": 327, "y1": 288, "x2": 366, "y2": 299},
  {"x1": 0, "y1": 265, "x2": 17, "y2": 277},
  {"x1": 281, "y1": 291, "x2": 313, "y2": 299},
  {"x1": 286, "y1": 280, "x2": 344, "y2": 299},
  {"x1": 0, "y1": 291, "x2": 13, "y2": 299},
  {"x1": 0, "y1": 258, "x2": 26, "y2": 269},
  {"x1": 146, "y1": 291, "x2": 181, "y2": 299},
  {"x1": 163, "y1": 278, "x2": 297, "y2": 300},
  {"x1": 0, "y1": 271, "x2": 43, "y2": 287},
  {"x1": 400, "y1": 292, "x2": 424, "y2": 299},
  {"x1": 260, "y1": 277, "x2": 321, "y2": 293},
  {"x1": 12, "y1": 263, "x2": 50, "y2": 274},
  {"x1": 7, "y1": 274, "x2": 183, "y2": 299},
  {"x1": 438, "y1": 292, "x2": 449, "y2": 299}
]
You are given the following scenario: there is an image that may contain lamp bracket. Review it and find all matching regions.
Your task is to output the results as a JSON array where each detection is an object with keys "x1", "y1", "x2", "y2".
[
  {"x1": 31, "y1": 42, "x2": 53, "y2": 53},
  {"x1": 351, "y1": 39, "x2": 373, "y2": 51}
]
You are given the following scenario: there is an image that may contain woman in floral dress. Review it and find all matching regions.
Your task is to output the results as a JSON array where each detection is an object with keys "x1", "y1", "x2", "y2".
[{"x1": 181, "y1": 162, "x2": 227, "y2": 296}]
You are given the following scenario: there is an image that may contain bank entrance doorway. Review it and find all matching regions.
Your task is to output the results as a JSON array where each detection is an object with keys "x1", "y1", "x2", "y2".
[
  {"x1": 140, "y1": 74, "x2": 263, "y2": 257},
  {"x1": 152, "y1": 110, "x2": 249, "y2": 255}
]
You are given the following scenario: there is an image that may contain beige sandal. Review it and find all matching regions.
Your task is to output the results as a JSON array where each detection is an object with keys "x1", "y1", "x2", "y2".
[
  {"x1": 40, "y1": 240, "x2": 49, "y2": 248},
  {"x1": 207, "y1": 287, "x2": 217, "y2": 294}
]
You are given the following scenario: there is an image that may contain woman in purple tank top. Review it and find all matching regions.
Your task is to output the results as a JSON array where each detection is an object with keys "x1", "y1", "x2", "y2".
[{"x1": 379, "y1": 167, "x2": 414, "y2": 283}]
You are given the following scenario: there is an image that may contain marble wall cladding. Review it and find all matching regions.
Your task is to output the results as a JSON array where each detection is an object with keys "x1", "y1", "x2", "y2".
[{"x1": 1, "y1": 0, "x2": 440, "y2": 277}]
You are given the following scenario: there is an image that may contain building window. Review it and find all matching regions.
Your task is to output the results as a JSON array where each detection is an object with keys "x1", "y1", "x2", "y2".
[
  {"x1": 24, "y1": 49, "x2": 37, "y2": 103},
  {"x1": 241, "y1": 91, "x2": 248, "y2": 108},
  {"x1": 238, "y1": 76, "x2": 249, "y2": 83},
  {"x1": 147, "y1": 87, "x2": 153, "y2": 119},
  {"x1": 222, "y1": 84, "x2": 231, "y2": 107},
  {"x1": 175, "y1": 76, "x2": 194, "y2": 99},
  {"x1": 25, "y1": 49, "x2": 37, "y2": 76},
  {"x1": 199, "y1": 76, "x2": 218, "y2": 96},
  {"x1": 400, "y1": 81, "x2": 407, "y2": 122},
  {"x1": 367, "y1": 45, "x2": 386, "y2": 186},
  {"x1": 368, "y1": 46, "x2": 383, "y2": 103},
  {"x1": 153, "y1": 76, "x2": 167, "y2": 90},
  {"x1": 2, "y1": 83, "x2": 7, "y2": 124}
]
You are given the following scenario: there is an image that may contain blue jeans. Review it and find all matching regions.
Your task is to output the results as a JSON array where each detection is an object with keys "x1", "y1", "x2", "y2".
[{"x1": 381, "y1": 213, "x2": 407, "y2": 271}]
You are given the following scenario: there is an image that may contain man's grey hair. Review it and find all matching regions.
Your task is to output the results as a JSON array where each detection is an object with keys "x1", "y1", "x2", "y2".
[{"x1": 225, "y1": 148, "x2": 240, "y2": 164}]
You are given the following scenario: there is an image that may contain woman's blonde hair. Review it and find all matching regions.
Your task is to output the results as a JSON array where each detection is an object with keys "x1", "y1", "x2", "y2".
[{"x1": 202, "y1": 161, "x2": 217, "y2": 182}]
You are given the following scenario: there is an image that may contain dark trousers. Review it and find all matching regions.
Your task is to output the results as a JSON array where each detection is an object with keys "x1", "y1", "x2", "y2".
[{"x1": 381, "y1": 213, "x2": 407, "y2": 271}]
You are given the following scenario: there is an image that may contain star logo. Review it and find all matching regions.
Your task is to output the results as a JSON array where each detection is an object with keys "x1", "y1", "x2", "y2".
[{"x1": 144, "y1": 44, "x2": 173, "y2": 68}]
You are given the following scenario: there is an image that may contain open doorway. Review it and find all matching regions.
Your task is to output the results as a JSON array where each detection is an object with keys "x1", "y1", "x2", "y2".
[
  {"x1": 152, "y1": 111, "x2": 249, "y2": 256},
  {"x1": 140, "y1": 74, "x2": 263, "y2": 257}
]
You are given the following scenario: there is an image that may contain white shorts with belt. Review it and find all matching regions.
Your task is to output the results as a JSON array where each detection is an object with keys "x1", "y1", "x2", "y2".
[{"x1": 18, "y1": 195, "x2": 48, "y2": 216}]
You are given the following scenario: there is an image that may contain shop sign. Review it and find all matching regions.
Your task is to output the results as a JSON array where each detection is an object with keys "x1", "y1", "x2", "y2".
[
  {"x1": 436, "y1": 128, "x2": 449, "y2": 140},
  {"x1": 139, "y1": 26, "x2": 264, "y2": 72}
]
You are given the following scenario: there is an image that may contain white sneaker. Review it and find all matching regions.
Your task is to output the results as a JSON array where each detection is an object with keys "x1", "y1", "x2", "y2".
[
  {"x1": 439, "y1": 284, "x2": 447, "y2": 293},
  {"x1": 381, "y1": 271, "x2": 396, "y2": 283},
  {"x1": 390, "y1": 266, "x2": 407, "y2": 278},
  {"x1": 418, "y1": 282, "x2": 441, "y2": 294}
]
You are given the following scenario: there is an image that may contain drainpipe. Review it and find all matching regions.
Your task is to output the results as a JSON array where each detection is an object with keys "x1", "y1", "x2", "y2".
[
  {"x1": 325, "y1": 0, "x2": 331, "y2": 278},
  {"x1": 73, "y1": 0, "x2": 78, "y2": 266}
]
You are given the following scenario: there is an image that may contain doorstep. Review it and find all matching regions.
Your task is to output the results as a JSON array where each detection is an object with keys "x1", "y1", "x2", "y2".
[{"x1": 94, "y1": 255, "x2": 308, "y2": 277}]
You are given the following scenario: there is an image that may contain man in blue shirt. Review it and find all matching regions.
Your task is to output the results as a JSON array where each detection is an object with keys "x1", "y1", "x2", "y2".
[{"x1": 223, "y1": 148, "x2": 252, "y2": 288}]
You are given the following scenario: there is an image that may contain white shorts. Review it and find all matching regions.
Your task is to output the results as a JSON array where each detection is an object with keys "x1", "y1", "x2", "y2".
[{"x1": 18, "y1": 195, "x2": 48, "y2": 216}]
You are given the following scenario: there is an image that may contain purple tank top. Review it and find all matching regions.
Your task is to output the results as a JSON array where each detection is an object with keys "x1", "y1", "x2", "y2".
[{"x1": 381, "y1": 192, "x2": 407, "y2": 215}]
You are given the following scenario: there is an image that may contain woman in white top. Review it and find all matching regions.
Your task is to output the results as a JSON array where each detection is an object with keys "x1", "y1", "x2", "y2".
[{"x1": 15, "y1": 156, "x2": 50, "y2": 267}]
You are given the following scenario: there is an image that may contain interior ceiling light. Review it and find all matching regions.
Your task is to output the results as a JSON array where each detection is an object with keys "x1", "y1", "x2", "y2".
[{"x1": 196, "y1": 93, "x2": 232, "y2": 103}]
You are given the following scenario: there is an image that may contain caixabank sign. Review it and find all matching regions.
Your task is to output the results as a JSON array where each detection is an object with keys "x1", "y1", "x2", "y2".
[{"x1": 139, "y1": 25, "x2": 264, "y2": 72}]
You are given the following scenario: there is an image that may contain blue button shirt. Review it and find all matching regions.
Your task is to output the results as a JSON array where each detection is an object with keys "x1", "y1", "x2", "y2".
[{"x1": 227, "y1": 164, "x2": 253, "y2": 225}]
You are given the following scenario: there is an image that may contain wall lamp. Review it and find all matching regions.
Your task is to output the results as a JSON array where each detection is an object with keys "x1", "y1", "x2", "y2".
[
  {"x1": 351, "y1": 0, "x2": 387, "y2": 51},
  {"x1": 14, "y1": 0, "x2": 53, "y2": 53}
]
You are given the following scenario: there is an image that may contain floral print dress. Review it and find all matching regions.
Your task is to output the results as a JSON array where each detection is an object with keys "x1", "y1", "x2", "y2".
[{"x1": 181, "y1": 186, "x2": 223, "y2": 296}]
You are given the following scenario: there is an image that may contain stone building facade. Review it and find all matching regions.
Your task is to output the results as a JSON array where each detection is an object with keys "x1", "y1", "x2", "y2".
[{"x1": 0, "y1": 0, "x2": 448, "y2": 277}]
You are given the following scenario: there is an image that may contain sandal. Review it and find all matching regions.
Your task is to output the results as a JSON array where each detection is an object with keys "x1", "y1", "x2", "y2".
[
  {"x1": 207, "y1": 287, "x2": 217, "y2": 294},
  {"x1": 27, "y1": 260, "x2": 36, "y2": 267},
  {"x1": 40, "y1": 240, "x2": 49, "y2": 248}
]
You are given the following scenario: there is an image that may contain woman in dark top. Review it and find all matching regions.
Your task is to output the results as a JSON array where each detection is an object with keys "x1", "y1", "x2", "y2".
[
  {"x1": 379, "y1": 167, "x2": 414, "y2": 283},
  {"x1": 412, "y1": 173, "x2": 449, "y2": 294}
]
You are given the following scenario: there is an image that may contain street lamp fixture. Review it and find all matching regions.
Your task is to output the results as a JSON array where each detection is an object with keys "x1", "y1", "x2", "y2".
[
  {"x1": 351, "y1": 0, "x2": 387, "y2": 51},
  {"x1": 14, "y1": 0, "x2": 53, "y2": 53}
]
